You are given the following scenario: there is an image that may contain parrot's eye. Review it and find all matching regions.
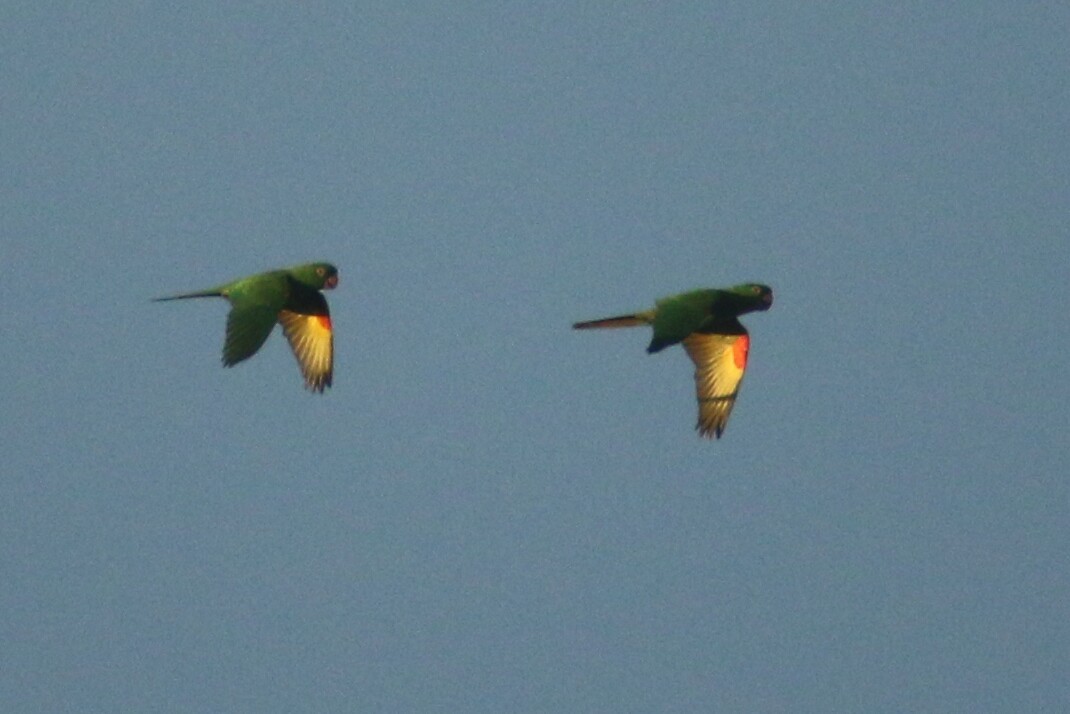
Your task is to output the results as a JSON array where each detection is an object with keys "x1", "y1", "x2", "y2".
[
  {"x1": 316, "y1": 267, "x2": 325, "y2": 276},
  {"x1": 751, "y1": 285, "x2": 762, "y2": 294}
]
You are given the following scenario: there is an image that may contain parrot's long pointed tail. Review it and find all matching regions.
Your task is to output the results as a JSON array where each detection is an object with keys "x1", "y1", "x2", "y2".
[
  {"x1": 152, "y1": 289, "x2": 224, "y2": 302},
  {"x1": 572, "y1": 313, "x2": 649, "y2": 330}
]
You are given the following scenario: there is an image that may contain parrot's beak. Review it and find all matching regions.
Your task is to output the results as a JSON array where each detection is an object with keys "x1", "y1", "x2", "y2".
[
  {"x1": 761, "y1": 291, "x2": 773, "y2": 308},
  {"x1": 325, "y1": 274, "x2": 339, "y2": 289}
]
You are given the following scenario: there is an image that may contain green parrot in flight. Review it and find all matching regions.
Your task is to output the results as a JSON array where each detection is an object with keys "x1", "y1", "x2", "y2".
[
  {"x1": 155, "y1": 262, "x2": 339, "y2": 392},
  {"x1": 573, "y1": 283, "x2": 773, "y2": 438}
]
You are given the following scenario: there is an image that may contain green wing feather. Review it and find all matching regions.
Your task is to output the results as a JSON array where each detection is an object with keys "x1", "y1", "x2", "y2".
[
  {"x1": 215, "y1": 273, "x2": 290, "y2": 366},
  {"x1": 222, "y1": 304, "x2": 281, "y2": 366}
]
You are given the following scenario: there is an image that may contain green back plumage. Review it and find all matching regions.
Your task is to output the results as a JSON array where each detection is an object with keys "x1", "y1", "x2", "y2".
[
  {"x1": 647, "y1": 284, "x2": 772, "y2": 353},
  {"x1": 219, "y1": 262, "x2": 337, "y2": 303},
  {"x1": 154, "y1": 262, "x2": 338, "y2": 303},
  {"x1": 221, "y1": 271, "x2": 288, "y2": 304}
]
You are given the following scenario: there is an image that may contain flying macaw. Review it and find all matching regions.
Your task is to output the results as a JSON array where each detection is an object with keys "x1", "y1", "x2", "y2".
[
  {"x1": 574, "y1": 283, "x2": 773, "y2": 438},
  {"x1": 154, "y1": 262, "x2": 339, "y2": 392}
]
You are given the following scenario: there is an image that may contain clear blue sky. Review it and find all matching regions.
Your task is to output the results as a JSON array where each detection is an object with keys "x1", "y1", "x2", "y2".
[{"x1": 3, "y1": 3, "x2": 1068, "y2": 712}]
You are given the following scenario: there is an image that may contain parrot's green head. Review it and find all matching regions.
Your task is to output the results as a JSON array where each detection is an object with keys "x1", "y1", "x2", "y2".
[
  {"x1": 727, "y1": 283, "x2": 774, "y2": 313},
  {"x1": 289, "y1": 262, "x2": 339, "y2": 291}
]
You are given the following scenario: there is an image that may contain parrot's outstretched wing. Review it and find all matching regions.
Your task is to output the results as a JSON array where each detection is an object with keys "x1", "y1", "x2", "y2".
[
  {"x1": 682, "y1": 331, "x2": 750, "y2": 439},
  {"x1": 223, "y1": 304, "x2": 280, "y2": 367},
  {"x1": 278, "y1": 296, "x2": 333, "y2": 392}
]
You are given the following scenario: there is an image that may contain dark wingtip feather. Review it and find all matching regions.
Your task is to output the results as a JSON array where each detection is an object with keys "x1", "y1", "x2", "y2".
[
  {"x1": 695, "y1": 422, "x2": 725, "y2": 439},
  {"x1": 304, "y1": 376, "x2": 331, "y2": 393}
]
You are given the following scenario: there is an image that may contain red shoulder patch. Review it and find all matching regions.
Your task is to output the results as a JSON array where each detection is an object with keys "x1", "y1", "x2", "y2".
[{"x1": 733, "y1": 334, "x2": 749, "y2": 369}]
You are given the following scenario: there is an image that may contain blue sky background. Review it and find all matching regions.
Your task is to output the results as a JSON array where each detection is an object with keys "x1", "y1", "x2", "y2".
[{"x1": 3, "y1": 3, "x2": 1068, "y2": 712}]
